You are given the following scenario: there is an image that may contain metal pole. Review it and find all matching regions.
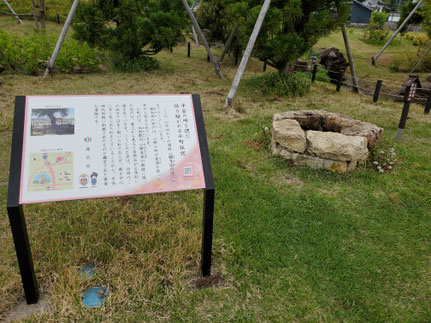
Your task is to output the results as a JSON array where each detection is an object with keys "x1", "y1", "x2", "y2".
[
  {"x1": 373, "y1": 80, "x2": 383, "y2": 102},
  {"x1": 2, "y1": 0, "x2": 24, "y2": 25},
  {"x1": 311, "y1": 64, "x2": 318, "y2": 83},
  {"x1": 43, "y1": 0, "x2": 80, "y2": 79},
  {"x1": 225, "y1": 0, "x2": 272, "y2": 108},
  {"x1": 182, "y1": 0, "x2": 223, "y2": 79},
  {"x1": 373, "y1": 0, "x2": 424, "y2": 65},
  {"x1": 341, "y1": 25, "x2": 359, "y2": 92},
  {"x1": 336, "y1": 72, "x2": 343, "y2": 92},
  {"x1": 188, "y1": 42, "x2": 191, "y2": 57}
]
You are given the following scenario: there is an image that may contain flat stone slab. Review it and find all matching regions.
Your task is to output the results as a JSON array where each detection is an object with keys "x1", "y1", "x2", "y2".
[
  {"x1": 306, "y1": 130, "x2": 368, "y2": 162},
  {"x1": 272, "y1": 119, "x2": 306, "y2": 153}
]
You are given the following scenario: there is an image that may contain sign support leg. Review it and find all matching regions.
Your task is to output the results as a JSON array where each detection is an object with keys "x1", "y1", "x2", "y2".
[
  {"x1": 7, "y1": 205, "x2": 39, "y2": 304},
  {"x1": 201, "y1": 188, "x2": 215, "y2": 277}
]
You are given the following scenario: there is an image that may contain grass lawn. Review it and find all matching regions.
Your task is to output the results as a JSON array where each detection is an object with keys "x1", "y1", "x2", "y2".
[{"x1": 0, "y1": 18, "x2": 431, "y2": 321}]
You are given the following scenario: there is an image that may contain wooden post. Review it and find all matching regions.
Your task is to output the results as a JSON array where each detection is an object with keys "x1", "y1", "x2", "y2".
[
  {"x1": 410, "y1": 42, "x2": 431, "y2": 74},
  {"x1": 225, "y1": 0, "x2": 271, "y2": 108},
  {"x1": 311, "y1": 64, "x2": 318, "y2": 83},
  {"x1": 424, "y1": 90, "x2": 431, "y2": 114},
  {"x1": 341, "y1": 25, "x2": 359, "y2": 92},
  {"x1": 191, "y1": 25, "x2": 200, "y2": 47},
  {"x1": 373, "y1": 80, "x2": 383, "y2": 102},
  {"x1": 219, "y1": 23, "x2": 238, "y2": 64},
  {"x1": 372, "y1": 0, "x2": 424, "y2": 65},
  {"x1": 182, "y1": 0, "x2": 223, "y2": 79},
  {"x1": 396, "y1": 83, "x2": 417, "y2": 142},
  {"x1": 43, "y1": 0, "x2": 80, "y2": 79},
  {"x1": 2, "y1": 0, "x2": 24, "y2": 25}
]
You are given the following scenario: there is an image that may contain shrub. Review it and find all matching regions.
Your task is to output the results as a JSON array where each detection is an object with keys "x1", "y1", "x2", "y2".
[
  {"x1": 362, "y1": 12, "x2": 389, "y2": 44},
  {"x1": 244, "y1": 72, "x2": 311, "y2": 97},
  {"x1": 390, "y1": 48, "x2": 431, "y2": 72},
  {"x1": 110, "y1": 54, "x2": 159, "y2": 72},
  {"x1": 0, "y1": 30, "x2": 100, "y2": 75}
]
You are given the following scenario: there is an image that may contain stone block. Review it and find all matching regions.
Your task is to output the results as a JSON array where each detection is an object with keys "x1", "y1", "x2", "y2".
[{"x1": 272, "y1": 119, "x2": 306, "y2": 153}]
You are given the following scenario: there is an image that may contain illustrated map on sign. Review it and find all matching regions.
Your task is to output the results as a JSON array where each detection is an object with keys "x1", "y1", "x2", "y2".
[{"x1": 28, "y1": 152, "x2": 73, "y2": 193}]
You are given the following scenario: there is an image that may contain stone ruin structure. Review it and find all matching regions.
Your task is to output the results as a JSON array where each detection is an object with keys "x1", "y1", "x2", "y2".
[
  {"x1": 271, "y1": 110, "x2": 383, "y2": 173},
  {"x1": 319, "y1": 48, "x2": 349, "y2": 83}
]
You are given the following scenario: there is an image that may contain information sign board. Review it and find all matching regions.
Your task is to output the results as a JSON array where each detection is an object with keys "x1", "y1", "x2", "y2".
[
  {"x1": 21, "y1": 95, "x2": 206, "y2": 204},
  {"x1": 7, "y1": 95, "x2": 214, "y2": 305}
]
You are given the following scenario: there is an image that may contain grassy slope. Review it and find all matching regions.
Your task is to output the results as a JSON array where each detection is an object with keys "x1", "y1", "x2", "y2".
[{"x1": 0, "y1": 17, "x2": 430, "y2": 321}]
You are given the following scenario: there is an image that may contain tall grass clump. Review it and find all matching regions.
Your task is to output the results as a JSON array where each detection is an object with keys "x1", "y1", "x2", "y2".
[{"x1": 244, "y1": 72, "x2": 311, "y2": 97}]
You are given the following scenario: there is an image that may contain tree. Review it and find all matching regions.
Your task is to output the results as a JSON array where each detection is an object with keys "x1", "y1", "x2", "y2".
[
  {"x1": 397, "y1": 0, "x2": 425, "y2": 33},
  {"x1": 233, "y1": 0, "x2": 349, "y2": 75},
  {"x1": 73, "y1": 0, "x2": 189, "y2": 63},
  {"x1": 32, "y1": 108, "x2": 69, "y2": 130}
]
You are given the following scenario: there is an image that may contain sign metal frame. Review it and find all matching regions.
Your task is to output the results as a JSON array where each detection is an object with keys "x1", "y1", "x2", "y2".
[{"x1": 7, "y1": 94, "x2": 215, "y2": 305}]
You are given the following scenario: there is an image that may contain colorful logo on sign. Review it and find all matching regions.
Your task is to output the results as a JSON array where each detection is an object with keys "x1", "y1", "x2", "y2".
[
  {"x1": 79, "y1": 174, "x2": 89, "y2": 186},
  {"x1": 84, "y1": 137, "x2": 92, "y2": 143},
  {"x1": 90, "y1": 172, "x2": 98, "y2": 185}
]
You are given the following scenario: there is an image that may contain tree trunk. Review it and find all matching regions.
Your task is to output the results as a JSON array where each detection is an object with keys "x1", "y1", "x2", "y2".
[
  {"x1": 31, "y1": 0, "x2": 39, "y2": 32},
  {"x1": 39, "y1": 0, "x2": 46, "y2": 30}
]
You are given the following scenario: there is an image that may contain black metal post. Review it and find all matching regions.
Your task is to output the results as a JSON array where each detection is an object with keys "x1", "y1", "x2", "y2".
[
  {"x1": 263, "y1": 62, "x2": 267, "y2": 72},
  {"x1": 396, "y1": 85, "x2": 413, "y2": 142},
  {"x1": 7, "y1": 96, "x2": 39, "y2": 304},
  {"x1": 373, "y1": 80, "x2": 383, "y2": 102},
  {"x1": 201, "y1": 188, "x2": 214, "y2": 276},
  {"x1": 311, "y1": 64, "x2": 318, "y2": 83},
  {"x1": 7, "y1": 206, "x2": 39, "y2": 304},
  {"x1": 336, "y1": 72, "x2": 343, "y2": 92},
  {"x1": 187, "y1": 42, "x2": 191, "y2": 57},
  {"x1": 425, "y1": 90, "x2": 431, "y2": 114},
  {"x1": 207, "y1": 54, "x2": 210, "y2": 62},
  {"x1": 192, "y1": 94, "x2": 215, "y2": 277},
  {"x1": 170, "y1": 47, "x2": 173, "y2": 53}
]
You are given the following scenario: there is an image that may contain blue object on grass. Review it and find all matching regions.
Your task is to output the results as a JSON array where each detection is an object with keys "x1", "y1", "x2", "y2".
[
  {"x1": 80, "y1": 265, "x2": 95, "y2": 277},
  {"x1": 81, "y1": 287, "x2": 108, "y2": 308}
]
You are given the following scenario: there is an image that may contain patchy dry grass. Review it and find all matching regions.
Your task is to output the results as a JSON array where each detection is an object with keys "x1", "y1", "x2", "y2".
[{"x1": 0, "y1": 20, "x2": 431, "y2": 322}]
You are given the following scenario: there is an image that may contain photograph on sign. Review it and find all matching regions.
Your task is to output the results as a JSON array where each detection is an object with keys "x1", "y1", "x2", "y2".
[{"x1": 20, "y1": 95, "x2": 206, "y2": 204}]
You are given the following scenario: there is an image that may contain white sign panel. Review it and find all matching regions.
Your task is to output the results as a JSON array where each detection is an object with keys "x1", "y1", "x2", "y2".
[{"x1": 20, "y1": 95, "x2": 206, "y2": 204}]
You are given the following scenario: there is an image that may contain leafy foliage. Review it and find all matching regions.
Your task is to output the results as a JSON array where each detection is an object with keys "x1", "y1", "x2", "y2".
[
  {"x1": 73, "y1": 0, "x2": 189, "y2": 70},
  {"x1": 397, "y1": 0, "x2": 425, "y2": 34},
  {"x1": 241, "y1": 0, "x2": 349, "y2": 74},
  {"x1": 244, "y1": 71, "x2": 311, "y2": 97},
  {"x1": 362, "y1": 12, "x2": 390, "y2": 44},
  {"x1": 0, "y1": 30, "x2": 100, "y2": 75}
]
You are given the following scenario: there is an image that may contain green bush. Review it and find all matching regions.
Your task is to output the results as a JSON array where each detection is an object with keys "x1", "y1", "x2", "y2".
[
  {"x1": 0, "y1": 30, "x2": 100, "y2": 75},
  {"x1": 111, "y1": 54, "x2": 159, "y2": 72},
  {"x1": 390, "y1": 49, "x2": 431, "y2": 72},
  {"x1": 362, "y1": 12, "x2": 390, "y2": 44},
  {"x1": 244, "y1": 72, "x2": 311, "y2": 97}
]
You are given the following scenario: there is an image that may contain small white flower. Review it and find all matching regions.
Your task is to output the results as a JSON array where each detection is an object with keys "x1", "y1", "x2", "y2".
[
  {"x1": 373, "y1": 161, "x2": 379, "y2": 165},
  {"x1": 377, "y1": 165, "x2": 382, "y2": 170},
  {"x1": 388, "y1": 166, "x2": 392, "y2": 170},
  {"x1": 379, "y1": 150, "x2": 385, "y2": 154},
  {"x1": 379, "y1": 169, "x2": 384, "y2": 173}
]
